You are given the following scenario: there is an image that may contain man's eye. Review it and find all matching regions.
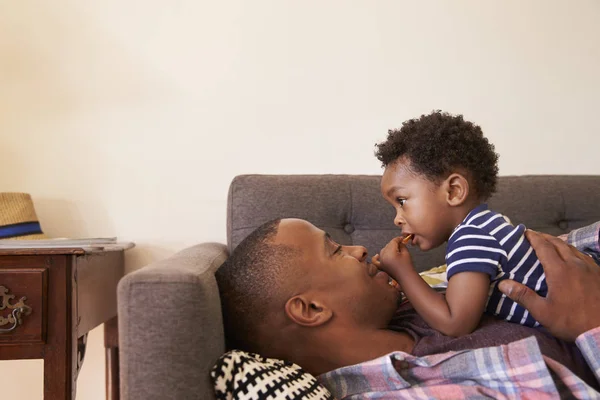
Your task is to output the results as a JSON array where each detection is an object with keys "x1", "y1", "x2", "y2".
[
  {"x1": 397, "y1": 198, "x2": 406, "y2": 206},
  {"x1": 333, "y1": 245, "x2": 342, "y2": 255}
]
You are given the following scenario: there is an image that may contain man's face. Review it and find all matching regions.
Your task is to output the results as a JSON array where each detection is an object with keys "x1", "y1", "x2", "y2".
[
  {"x1": 275, "y1": 218, "x2": 401, "y2": 328},
  {"x1": 381, "y1": 159, "x2": 455, "y2": 251}
]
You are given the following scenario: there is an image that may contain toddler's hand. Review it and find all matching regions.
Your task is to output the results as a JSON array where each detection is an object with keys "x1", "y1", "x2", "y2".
[
  {"x1": 371, "y1": 253, "x2": 381, "y2": 268},
  {"x1": 379, "y1": 236, "x2": 414, "y2": 277},
  {"x1": 372, "y1": 253, "x2": 402, "y2": 290}
]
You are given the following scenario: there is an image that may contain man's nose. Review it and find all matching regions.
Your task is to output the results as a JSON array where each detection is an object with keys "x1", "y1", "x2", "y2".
[{"x1": 347, "y1": 245, "x2": 368, "y2": 262}]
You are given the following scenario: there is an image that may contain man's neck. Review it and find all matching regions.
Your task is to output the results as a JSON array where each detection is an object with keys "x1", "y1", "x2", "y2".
[{"x1": 284, "y1": 327, "x2": 415, "y2": 376}]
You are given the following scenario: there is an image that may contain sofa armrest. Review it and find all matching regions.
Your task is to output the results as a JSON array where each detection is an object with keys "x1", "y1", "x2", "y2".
[{"x1": 118, "y1": 242, "x2": 228, "y2": 400}]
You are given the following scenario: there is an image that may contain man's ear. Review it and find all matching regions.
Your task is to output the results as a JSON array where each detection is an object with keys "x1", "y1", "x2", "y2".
[
  {"x1": 284, "y1": 295, "x2": 333, "y2": 327},
  {"x1": 444, "y1": 173, "x2": 469, "y2": 206}
]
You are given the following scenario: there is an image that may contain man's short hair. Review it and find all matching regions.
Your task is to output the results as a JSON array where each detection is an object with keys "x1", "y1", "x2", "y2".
[
  {"x1": 215, "y1": 219, "x2": 300, "y2": 352},
  {"x1": 375, "y1": 110, "x2": 499, "y2": 200}
]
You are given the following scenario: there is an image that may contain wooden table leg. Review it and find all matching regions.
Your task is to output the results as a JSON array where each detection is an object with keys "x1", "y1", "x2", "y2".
[
  {"x1": 104, "y1": 316, "x2": 120, "y2": 400},
  {"x1": 44, "y1": 255, "x2": 78, "y2": 399}
]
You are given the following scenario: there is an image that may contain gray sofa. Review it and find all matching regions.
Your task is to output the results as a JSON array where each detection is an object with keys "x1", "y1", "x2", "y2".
[{"x1": 117, "y1": 174, "x2": 600, "y2": 400}]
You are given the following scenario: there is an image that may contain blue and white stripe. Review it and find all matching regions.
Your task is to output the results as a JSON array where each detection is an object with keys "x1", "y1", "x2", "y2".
[{"x1": 446, "y1": 204, "x2": 545, "y2": 327}]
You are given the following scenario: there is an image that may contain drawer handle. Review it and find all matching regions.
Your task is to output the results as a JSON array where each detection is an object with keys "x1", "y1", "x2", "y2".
[
  {"x1": 0, "y1": 285, "x2": 33, "y2": 333},
  {"x1": 0, "y1": 307, "x2": 31, "y2": 333}
]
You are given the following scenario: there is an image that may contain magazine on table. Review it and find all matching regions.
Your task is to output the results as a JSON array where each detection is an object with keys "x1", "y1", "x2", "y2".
[{"x1": 0, "y1": 237, "x2": 134, "y2": 251}]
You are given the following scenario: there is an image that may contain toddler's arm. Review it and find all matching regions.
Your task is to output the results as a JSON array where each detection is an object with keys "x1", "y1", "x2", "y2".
[{"x1": 379, "y1": 237, "x2": 490, "y2": 337}]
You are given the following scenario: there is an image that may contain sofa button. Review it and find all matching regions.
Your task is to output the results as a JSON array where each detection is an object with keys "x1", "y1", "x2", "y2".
[
  {"x1": 344, "y1": 224, "x2": 355, "y2": 234},
  {"x1": 558, "y1": 220, "x2": 569, "y2": 230}
]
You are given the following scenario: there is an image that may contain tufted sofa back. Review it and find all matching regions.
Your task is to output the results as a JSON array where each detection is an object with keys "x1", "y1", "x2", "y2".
[{"x1": 227, "y1": 175, "x2": 600, "y2": 272}]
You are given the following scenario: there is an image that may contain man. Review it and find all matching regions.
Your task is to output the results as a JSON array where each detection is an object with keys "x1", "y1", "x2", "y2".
[{"x1": 216, "y1": 218, "x2": 600, "y2": 398}]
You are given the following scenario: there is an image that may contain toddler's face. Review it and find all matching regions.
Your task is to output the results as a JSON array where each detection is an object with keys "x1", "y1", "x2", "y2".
[{"x1": 380, "y1": 158, "x2": 455, "y2": 251}]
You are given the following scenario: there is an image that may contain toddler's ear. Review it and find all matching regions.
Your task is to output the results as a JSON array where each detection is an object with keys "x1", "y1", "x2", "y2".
[{"x1": 444, "y1": 173, "x2": 469, "y2": 206}]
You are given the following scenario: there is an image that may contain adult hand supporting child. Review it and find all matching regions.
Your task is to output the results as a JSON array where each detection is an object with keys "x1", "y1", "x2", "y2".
[{"x1": 498, "y1": 229, "x2": 600, "y2": 341}]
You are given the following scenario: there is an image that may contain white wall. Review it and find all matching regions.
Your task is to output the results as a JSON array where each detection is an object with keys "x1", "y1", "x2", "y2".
[{"x1": 1, "y1": 1, "x2": 599, "y2": 398}]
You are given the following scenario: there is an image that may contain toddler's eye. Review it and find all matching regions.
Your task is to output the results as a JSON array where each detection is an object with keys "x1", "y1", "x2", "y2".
[{"x1": 397, "y1": 198, "x2": 406, "y2": 206}]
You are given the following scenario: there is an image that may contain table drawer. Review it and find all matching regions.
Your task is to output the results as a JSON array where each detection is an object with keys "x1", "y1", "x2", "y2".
[{"x1": 0, "y1": 268, "x2": 47, "y2": 343}]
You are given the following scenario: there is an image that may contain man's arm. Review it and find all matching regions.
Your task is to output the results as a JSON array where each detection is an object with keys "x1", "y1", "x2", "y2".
[
  {"x1": 567, "y1": 221, "x2": 600, "y2": 264},
  {"x1": 487, "y1": 229, "x2": 600, "y2": 387},
  {"x1": 575, "y1": 327, "x2": 600, "y2": 379},
  {"x1": 498, "y1": 229, "x2": 600, "y2": 341}
]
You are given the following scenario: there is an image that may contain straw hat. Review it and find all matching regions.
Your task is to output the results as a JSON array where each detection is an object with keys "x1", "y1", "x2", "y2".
[{"x1": 0, "y1": 193, "x2": 47, "y2": 240}]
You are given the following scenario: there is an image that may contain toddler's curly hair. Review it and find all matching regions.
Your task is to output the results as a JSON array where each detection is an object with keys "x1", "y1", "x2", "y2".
[{"x1": 375, "y1": 110, "x2": 499, "y2": 200}]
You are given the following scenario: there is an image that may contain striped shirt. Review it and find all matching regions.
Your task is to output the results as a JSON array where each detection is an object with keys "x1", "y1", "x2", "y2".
[
  {"x1": 446, "y1": 204, "x2": 543, "y2": 327},
  {"x1": 318, "y1": 326, "x2": 600, "y2": 399}
]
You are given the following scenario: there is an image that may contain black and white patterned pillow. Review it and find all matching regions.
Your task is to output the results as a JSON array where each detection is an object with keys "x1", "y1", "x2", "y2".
[{"x1": 211, "y1": 350, "x2": 333, "y2": 400}]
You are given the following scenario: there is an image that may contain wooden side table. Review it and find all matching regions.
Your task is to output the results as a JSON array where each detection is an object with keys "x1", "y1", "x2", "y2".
[{"x1": 0, "y1": 246, "x2": 129, "y2": 399}]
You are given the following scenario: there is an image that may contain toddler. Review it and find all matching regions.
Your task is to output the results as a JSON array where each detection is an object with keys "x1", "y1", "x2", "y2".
[{"x1": 374, "y1": 111, "x2": 549, "y2": 337}]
